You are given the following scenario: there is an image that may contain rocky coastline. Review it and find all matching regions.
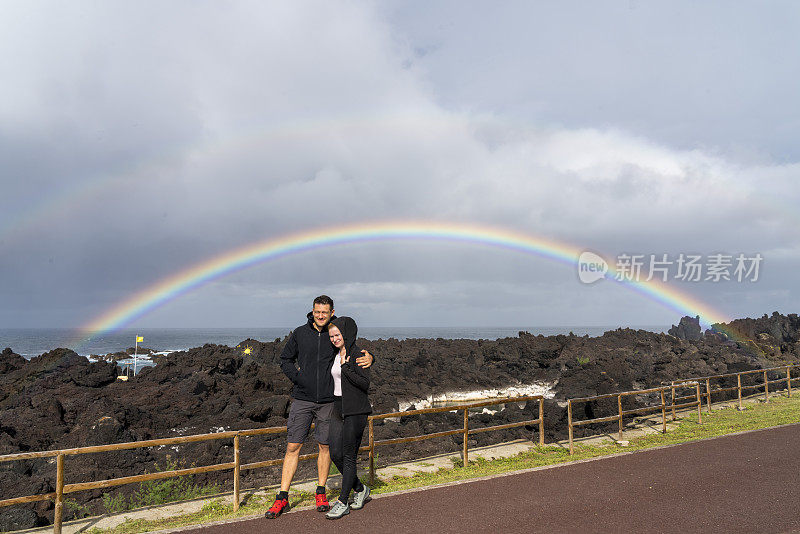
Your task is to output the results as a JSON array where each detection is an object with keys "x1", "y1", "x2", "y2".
[{"x1": 1, "y1": 312, "x2": 799, "y2": 530}]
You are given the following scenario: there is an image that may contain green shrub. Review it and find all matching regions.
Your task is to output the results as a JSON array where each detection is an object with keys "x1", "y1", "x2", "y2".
[
  {"x1": 64, "y1": 498, "x2": 91, "y2": 518},
  {"x1": 130, "y1": 457, "x2": 220, "y2": 509},
  {"x1": 102, "y1": 491, "x2": 128, "y2": 513},
  {"x1": 199, "y1": 499, "x2": 231, "y2": 516}
]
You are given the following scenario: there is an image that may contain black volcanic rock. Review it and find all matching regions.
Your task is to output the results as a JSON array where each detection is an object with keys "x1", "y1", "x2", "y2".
[
  {"x1": 727, "y1": 312, "x2": 800, "y2": 343},
  {"x1": 0, "y1": 348, "x2": 25, "y2": 374},
  {"x1": 0, "y1": 508, "x2": 41, "y2": 531},
  {"x1": 669, "y1": 315, "x2": 702, "y2": 341},
  {"x1": 707, "y1": 312, "x2": 800, "y2": 360}
]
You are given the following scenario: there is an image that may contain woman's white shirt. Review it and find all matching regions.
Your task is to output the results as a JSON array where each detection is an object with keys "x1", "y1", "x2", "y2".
[{"x1": 331, "y1": 351, "x2": 342, "y2": 396}]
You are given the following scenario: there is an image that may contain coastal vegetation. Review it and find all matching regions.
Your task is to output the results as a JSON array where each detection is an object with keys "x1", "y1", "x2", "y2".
[{"x1": 100, "y1": 458, "x2": 220, "y2": 514}]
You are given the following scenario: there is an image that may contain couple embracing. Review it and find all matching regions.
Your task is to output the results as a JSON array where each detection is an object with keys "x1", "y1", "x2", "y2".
[{"x1": 266, "y1": 295, "x2": 374, "y2": 520}]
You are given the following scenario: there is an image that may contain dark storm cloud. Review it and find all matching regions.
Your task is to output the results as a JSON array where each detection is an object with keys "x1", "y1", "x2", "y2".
[{"x1": 0, "y1": 1, "x2": 798, "y2": 328}]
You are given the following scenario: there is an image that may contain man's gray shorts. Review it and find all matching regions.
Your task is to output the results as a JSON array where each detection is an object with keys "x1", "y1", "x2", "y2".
[{"x1": 286, "y1": 399, "x2": 334, "y2": 445}]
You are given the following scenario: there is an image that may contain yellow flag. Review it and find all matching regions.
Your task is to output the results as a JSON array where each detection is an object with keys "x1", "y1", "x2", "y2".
[{"x1": 136, "y1": 336, "x2": 144, "y2": 343}]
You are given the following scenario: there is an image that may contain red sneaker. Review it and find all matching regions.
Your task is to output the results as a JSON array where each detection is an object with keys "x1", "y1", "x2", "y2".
[
  {"x1": 264, "y1": 497, "x2": 290, "y2": 519},
  {"x1": 315, "y1": 492, "x2": 330, "y2": 512}
]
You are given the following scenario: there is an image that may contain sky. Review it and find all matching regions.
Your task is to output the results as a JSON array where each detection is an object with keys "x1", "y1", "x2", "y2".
[{"x1": 1, "y1": 1, "x2": 799, "y2": 331}]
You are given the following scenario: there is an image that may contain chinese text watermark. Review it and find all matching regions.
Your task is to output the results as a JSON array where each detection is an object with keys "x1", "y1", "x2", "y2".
[{"x1": 578, "y1": 252, "x2": 762, "y2": 284}]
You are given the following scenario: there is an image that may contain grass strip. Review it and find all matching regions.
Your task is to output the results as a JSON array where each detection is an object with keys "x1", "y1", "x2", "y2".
[{"x1": 86, "y1": 394, "x2": 800, "y2": 533}]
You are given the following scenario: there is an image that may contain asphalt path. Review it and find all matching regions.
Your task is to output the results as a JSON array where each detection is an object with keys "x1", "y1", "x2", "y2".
[{"x1": 178, "y1": 424, "x2": 800, "y2": 533}]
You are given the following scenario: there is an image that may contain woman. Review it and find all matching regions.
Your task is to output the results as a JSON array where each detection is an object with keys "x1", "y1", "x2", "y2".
[{"x1": 325, "y1": 316, "x2": 372, "y2": 519}]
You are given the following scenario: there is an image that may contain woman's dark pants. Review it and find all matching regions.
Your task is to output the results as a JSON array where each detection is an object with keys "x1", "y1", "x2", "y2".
[{"x1": 330, "y1": 399, "x2": 367, "y2": 503}]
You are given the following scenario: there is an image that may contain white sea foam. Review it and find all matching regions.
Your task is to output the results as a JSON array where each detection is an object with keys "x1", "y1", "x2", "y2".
[{"x1": 397, "y1": 381, "x2": 556, "y2": 412}]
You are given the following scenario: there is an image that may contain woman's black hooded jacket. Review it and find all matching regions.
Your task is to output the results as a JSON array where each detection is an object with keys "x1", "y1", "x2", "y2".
[{"x1": 331, "y1": 316, "x2": 372, "y2": 416}]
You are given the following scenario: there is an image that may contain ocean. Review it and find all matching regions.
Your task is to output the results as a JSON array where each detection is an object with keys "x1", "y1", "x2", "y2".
[{"x1": 1, "y1": 325, "x2": 670, "y2": 359}]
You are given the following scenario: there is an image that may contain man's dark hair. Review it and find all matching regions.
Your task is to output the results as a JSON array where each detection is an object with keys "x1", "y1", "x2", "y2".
[{"x1": 313, "y1": 295, "x2": 334, "y2": 309}]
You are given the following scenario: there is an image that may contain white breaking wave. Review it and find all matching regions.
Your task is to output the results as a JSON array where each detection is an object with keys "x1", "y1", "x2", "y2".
[{"x1": 398, "y1": 381, "x2": 556, "y2": 412}]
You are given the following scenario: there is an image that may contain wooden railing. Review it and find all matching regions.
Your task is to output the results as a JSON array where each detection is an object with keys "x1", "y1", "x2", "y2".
[
  {"x1": 0, "y1": 426, "x2": 290, "y2": 533},
  {"x1": 673, "y1": 364, "x2": 797, "y2": 413},
  {"x1": 567, "y1": 364, "x2": 800, "y2": 455},
  {"x1": 0, "y1": 396, "x2": 544, "y2": 533},
  {"x1": 365, "y1": 395, "x2": 545, "y2": 485},
  {"x1": 567, "y1": 383, "x2": 701, "y2": 455}
]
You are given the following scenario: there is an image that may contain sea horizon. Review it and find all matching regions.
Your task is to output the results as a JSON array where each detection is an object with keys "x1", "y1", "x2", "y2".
[{"x1": 1, "y1": 325, "x2": 672, "y2": 359}]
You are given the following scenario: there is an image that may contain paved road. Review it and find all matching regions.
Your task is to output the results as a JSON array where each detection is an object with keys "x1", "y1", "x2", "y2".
[{"x1": 179, "y1": 424, "x2": 800, "y2": 533}]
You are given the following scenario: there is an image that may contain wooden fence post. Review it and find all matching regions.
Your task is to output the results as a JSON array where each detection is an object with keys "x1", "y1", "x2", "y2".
[
  {"x1": 705, "y1": 378, "x2": 713, "y2": 413},
  {"x1": 463, "y1": 408, "x2": 469, "y2": 467},
  {"x1": 737, "y1": 373, "x2": 743, "y2": 409},
  {"x1": 660, "y1": 389, "x2": 667, "y2": 434},
  {"x1": 671, "y1": 384, "x2": 676, "y2": 421},
  {"x1": 233, "y1": 434, "x2": 240, "y2": 512},
  {"x1": 764, "y1": 370, "x2": 769, "y2": 401},
  {"x1": 788, "y1": 366, "x2": 792, "y2": 398},
  {"x1": 567, "y1": 400, "x2": 574, "y2": 456},
  {"x1": 617, "y1": 395, "x2": 624, "y2": 441},
  {"x1": 368, "y1": 419, "x2": 375, "y2": 486},
  {"x1": 53, "y1": 453, "x2": 64, "y2": 534},
  {"x1": 695, "y1": 383, "x2": 702, "y2": 424},
  {"x1": 538, "y1": 397, "x2": 545, "y2": 446}
]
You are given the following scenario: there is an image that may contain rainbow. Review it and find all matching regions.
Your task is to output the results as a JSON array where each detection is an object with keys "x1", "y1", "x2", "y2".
[{"x1": 76, "y1": 220, "x2": 732, "y2": 344}]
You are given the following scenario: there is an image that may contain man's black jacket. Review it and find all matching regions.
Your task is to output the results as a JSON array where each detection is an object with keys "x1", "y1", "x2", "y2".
[{"x1": 280, "y1": 312, "x2": 337, "y2": 403}]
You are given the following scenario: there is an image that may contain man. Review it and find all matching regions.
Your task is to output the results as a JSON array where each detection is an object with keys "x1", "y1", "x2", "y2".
[{"x1": 265, "y1": 295, "x2": 373, "y2": 518}]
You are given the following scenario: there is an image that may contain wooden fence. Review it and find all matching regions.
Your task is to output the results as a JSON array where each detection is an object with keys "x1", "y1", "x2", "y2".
[
  {"x1": 0, "y1": 396, "x2": 543, "y2": 533},
  {"x1": 567, "y1": 364, "x2": 800, "y2": 455},
  {"x1": 365, "y1": 395, "x2": 545, "y2": 484},
  {"x1": 567, "y1": 383, "x2": 701, "y2": 455},
  {"x1": 672, "y1": 364, "x2": 795, "y2": 412}
]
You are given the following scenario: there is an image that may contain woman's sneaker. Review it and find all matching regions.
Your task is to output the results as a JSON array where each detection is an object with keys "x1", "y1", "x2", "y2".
[
  {"x1": 325, "y1": 500, "x2": 350, "y2": 519},
  {"x1": 350, "y1": 484, "x2": 370, "y2": 510},
  {"x1": 315, "y1": 492, "x2": 330, "y2": 512},
  {"x1": 264, "y1": 496, "x2": 290, "y2": 519}
]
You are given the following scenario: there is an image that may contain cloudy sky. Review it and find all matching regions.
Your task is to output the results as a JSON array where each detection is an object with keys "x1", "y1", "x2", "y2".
[{"x1": 1, "y1": 1, "x2": 798, "y2": 331}]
